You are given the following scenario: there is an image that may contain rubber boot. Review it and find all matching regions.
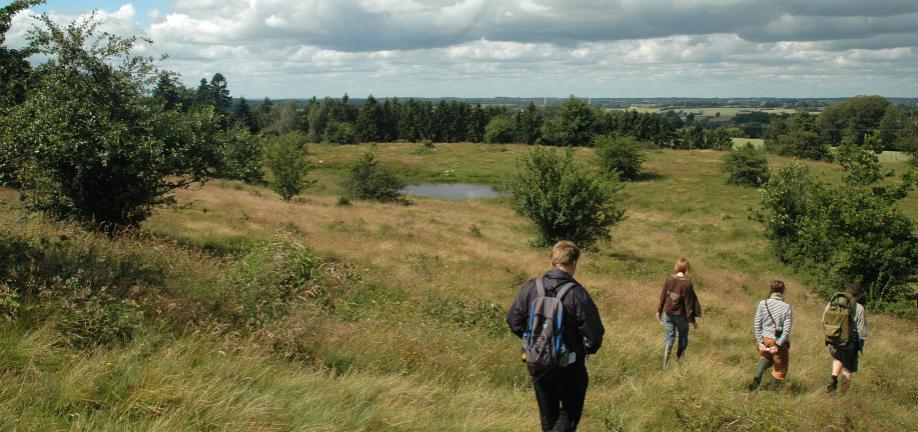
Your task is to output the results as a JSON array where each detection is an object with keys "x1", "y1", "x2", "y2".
[
  {"x1": 662, "y1": 344, "x2": 673, "y2": 368},
  {"x1": 746, "y1": 376, "x2": 761, "y2": 391}
]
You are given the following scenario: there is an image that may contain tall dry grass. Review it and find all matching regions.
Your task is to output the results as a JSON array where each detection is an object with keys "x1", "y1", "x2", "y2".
[{"x1": 1, "y1": 144, "x2": 916, "y2": 430}]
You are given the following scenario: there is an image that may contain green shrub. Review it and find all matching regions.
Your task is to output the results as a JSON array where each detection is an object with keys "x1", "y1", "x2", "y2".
[
  {"x1": 264, "y1": 132, "x2": 313, "y2": 201},
  {"x1": 677, "y1": 124, "x2": 706, "y2": 149},
  {"x1": 483, "y1": 115, "x2": 516, "y2": 144},
  {"x1": 508, "y1": 146, "x2": 624, "y2": 247},
  {"x1": 752, "y1": 146, "x2": 917, "y2": 303},
  {"x1": 705, "y1": 127, "x2": 735, "y2": 150},
  {"x1": 594, "y1": 134, "x2": 645, "y2": 181},
  {"x1": 412, "y1": 139, "x2": 436, "y2": 155},
  {"x1": 765, "y1": 131, "x2": 833, "y2": 161},
  {"x1": 343, "y1": 152, "x2": 405, "y2": 203},
  {"x1": 217, "y1": 125, "x2": 263, "y2": 183},
  {"x1": 722, "y1": 144, "x2": 769, "y2": 187},
  {"x1": 323, "y1": 121, "x2": 357, "y2": 144}
]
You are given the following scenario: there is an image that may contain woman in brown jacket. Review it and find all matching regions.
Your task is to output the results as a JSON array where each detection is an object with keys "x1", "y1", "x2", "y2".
[{"x1": 656, "y1": 257, "x2": 701, "y2": 367}]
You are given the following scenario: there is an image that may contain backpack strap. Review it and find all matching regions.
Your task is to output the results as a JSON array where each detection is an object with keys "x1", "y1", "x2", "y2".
[
  {"x1": 764, "y1": 299, "x2": 780, "y2": 331},
  {"x1": 535, "y1": 278, "x2": 545, "y2": 298},
  {"x1": 555, "y1": 282, "x2": 576, "y2": 301}
]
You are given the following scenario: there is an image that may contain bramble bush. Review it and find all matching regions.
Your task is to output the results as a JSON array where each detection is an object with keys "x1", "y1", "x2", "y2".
[
  {"x1": 508, "y1": 146, "x2": 624, "y2": 247},
  {"x1": 753, "y1": 145, "x2": 917, "y2": 305},
  {"x1": 0, "y1": 230, "x2": 151, "y2": 346},
  {"x1": 722, "y1": 144, "x2": 769, "y2": 187},
  {"x1": 594, "y1": 134, "x2": 645, "y2": 181},
  {"x1": 343, "y1": 152, "x2": 405, "y2": 203}
]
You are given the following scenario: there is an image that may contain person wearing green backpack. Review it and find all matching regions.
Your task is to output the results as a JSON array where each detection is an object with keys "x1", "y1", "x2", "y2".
[{"x1": 822, "y1": 283, "x2": 869, "y2": 393}]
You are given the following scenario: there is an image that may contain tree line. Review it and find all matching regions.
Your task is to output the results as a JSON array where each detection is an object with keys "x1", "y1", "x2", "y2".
[
  {"x1": 218, "y1": 92, "x2": 684, "y2": 147},
  {"x1": 763, "y1": 96, "x2": 918, "y2": 160}
]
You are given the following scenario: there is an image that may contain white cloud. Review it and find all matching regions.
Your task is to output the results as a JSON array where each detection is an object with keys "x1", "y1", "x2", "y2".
[{"x1": 5, "y1": 1, "x2": 918, "y2": 97}]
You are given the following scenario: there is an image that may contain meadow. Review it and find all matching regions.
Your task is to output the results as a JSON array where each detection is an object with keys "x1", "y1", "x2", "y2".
[{"x1": 1, "y1": 143, "x2": 916, "y2": 431}]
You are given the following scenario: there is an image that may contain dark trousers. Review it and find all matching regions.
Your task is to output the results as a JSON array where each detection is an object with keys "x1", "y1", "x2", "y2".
[{"x1": 533, "y1": 362, "x2": 589, "y2": 432}]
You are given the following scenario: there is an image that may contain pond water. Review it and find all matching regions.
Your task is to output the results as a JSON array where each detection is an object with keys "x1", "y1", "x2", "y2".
[{"x1": 401, "y1": 183, "x2": 501, "y2": 200}]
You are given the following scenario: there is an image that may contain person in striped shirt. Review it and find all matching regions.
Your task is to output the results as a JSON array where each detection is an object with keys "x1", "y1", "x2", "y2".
[{"x1": 748, "y1": 280, "x2": 793, "y2": 390}]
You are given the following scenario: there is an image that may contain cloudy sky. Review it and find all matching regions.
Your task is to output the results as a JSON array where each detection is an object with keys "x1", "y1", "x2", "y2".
[{"x1": 7, "y1": 0, "x2": 918, "y2": 99}]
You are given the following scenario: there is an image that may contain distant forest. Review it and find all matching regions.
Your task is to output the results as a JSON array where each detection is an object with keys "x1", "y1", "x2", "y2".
[{"x1": 177, "y1": 73, "x2": 916, "y2": 151}]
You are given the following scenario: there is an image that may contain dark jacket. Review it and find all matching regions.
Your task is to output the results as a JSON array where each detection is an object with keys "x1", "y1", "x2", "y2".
[
  {"x1": 657, "y1": 275, "x2": 701, "y2": 324},
  {"x1": 507, "y1": 268, "x2": 605, "y2": 360}
]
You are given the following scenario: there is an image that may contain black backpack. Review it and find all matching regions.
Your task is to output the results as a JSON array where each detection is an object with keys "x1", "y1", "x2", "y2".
[{"x1": 521, "y1": 278, "x2": 576, "y2": 376}]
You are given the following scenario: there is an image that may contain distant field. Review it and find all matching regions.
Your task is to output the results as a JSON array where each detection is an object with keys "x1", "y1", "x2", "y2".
[
  {"x1": 672, "y1": 107, "x2": 807, "y2": 119},
  {"x1": 878, "y1": 151, "x2": 909, "y2": 163},
  {"x1": 614, "y1": 106, "x2": 819, "y2": 120},
  {"x1": 732, "y1": 137, "x2": 765, "y2": 148},
  {"x1": 730, "y1": 140, "x2": 911, "y2": 163}
]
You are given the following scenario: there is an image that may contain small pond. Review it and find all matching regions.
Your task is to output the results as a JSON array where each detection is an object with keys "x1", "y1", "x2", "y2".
[{"x1": 401, "y1": 183, "x2": 501, "y2": 200}]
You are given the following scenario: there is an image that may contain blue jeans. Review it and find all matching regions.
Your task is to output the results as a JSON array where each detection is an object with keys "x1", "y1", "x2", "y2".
[{"x1": 663, "y1": 313, "x2": 690, "y2": 356}]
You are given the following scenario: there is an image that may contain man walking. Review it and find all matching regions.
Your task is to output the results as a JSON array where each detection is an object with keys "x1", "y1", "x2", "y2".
[{"x1": 507, "y1": 241, "x2": 605, "y2": 432}]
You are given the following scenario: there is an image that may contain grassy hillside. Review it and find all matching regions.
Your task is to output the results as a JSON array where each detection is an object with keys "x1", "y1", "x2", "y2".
[{"x1": 1, "y1": 144, "x2": 916, "y2": 431}]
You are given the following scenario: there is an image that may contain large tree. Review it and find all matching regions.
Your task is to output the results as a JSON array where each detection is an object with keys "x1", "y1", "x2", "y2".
[
  {"x1": 514, "y1": 102, "x2": 544, "y2": 144},
  {"x1": 0, "y1": 15, "x2": 219, "y2": 228},
  {"x1": 209, "y1": 73, "x2": 232, "y2": 115},
  {"x1": 540, "y1": 96, "x2": 597, "y2": 146},
  {"x1": 816, "y1": 96, "x2": 891, "y2": 146},
  {"x1": 356, "y1": 95, "x2": 385, "y2": 142},
  {"x1": 232, "y1": 96, "x2": 258, "y2": 133}
]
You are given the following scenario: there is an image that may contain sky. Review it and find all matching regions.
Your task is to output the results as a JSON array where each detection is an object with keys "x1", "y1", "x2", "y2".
[{"x1": 6, "y1": 0, "x2": 918, "y2": 99}]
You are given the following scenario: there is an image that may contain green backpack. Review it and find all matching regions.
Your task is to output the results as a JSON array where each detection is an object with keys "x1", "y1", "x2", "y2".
[{"x1": 823, "y1": 292, "x2": 854, "y2": 345}]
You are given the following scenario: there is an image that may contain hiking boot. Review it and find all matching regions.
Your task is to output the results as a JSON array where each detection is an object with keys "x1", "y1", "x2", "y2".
[
  {"x1": 746, "y1": 377, "x2": 761, "y2": 391},
  {"x1": 840, "y1": 379, "x2": 850, "y2": 394},
  {"x1": 826, "y1": 376, "x2": 838, "y2": 393}
]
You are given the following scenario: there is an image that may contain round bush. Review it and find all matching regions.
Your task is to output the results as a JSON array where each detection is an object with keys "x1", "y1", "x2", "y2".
[
  {"x1": 343, "y1": 152, "x2": 405, "y2": 203},
  {"x1": 722, "y1": 144, "x2": 769, "y2": 187},
  {"x1": 508, "y1": 147, "x2": 624, "y2": 247},
  {"x1": 594, "y1": 134, "x2": 645, "y2": 181}
]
